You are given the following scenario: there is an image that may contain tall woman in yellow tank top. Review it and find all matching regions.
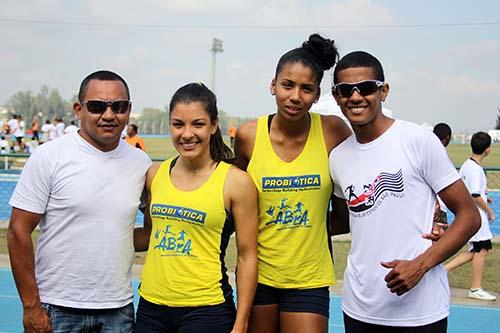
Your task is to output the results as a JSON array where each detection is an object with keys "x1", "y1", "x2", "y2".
[
  {"x1": 235, "y1": 34, "x2": 351, "y2": 332},
  {"x1": 135, "y1": 83, "x2": 258, "y2": 333}
]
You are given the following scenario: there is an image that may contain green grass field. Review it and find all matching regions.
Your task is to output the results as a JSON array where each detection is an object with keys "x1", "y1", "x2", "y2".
[{"x1": 145, "y1": 138, "x2": 500, "y2": 167}]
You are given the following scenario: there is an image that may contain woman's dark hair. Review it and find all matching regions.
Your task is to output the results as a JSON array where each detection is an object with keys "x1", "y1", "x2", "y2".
[
  {"x1": 275, "y1": 33, "x2": 339, "y2": 85},
  {"x1": 169, "y1": 82, "x2": 234, "y2": 163}
]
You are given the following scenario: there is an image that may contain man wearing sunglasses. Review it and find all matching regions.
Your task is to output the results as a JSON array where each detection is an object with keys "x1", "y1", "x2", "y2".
[
  {"x1": 8, "y1": 70, "x2": 151, "y2": 333},
  {"x1": 328, "y1": 51, "x2": 480, "y2": 332}
]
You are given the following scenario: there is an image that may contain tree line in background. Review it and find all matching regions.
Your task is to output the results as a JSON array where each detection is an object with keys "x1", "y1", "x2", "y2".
[
  {"x1": 5, "y1": 85, "x2": 75, "y2": 124},
  {"x1": 3, "y1": 86, "x2": 253, "y2": 135}
]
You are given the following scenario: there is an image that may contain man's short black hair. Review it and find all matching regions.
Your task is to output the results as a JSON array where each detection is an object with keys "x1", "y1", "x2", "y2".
[
  {"x1": 128, "y1": 124, "x2": 138, "y2": 133},
  {"x1": 471, "y1": 132, "x2": 491, "y2": 155},
  {"x1": 78, "y1": 70, "x2": 130, "y2": 103},
  {"x1": 333, "y1": 51, "x2": 385, "y2": 84},
  {"x1": 433, "y1": 123, "x2": 452, "y2": 141}
]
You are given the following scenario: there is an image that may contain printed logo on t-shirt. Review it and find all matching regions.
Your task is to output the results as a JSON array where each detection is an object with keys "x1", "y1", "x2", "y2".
[
  {"x1": 264, "y1": 197, "x2": 311, "y2": 230},
  {"x1": 152, "y1": 224, "x2": 195, "y2": 257},
  {"x1": 345, "y1": 169, "x2": 404, "y2": 216},
  {"x1": 262, "y1": 174, "x2": 321, "y2": 192},
  {"x1": 151, "y1": 204, "x2": 206, "y2": 225}
]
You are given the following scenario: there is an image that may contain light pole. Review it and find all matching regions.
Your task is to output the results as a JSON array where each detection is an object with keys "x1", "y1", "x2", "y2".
[{"x1": 210, "y1": 38, "x2": 223, "y2": 93}]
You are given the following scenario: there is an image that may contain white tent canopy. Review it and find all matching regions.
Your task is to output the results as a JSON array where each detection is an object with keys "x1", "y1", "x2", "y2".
[{"x1": 310, "y1": 93, "x2": 393, "y2": 121}]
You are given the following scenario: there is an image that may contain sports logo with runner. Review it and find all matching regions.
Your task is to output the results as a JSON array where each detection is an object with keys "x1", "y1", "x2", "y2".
[{"x1": 345, "y1": 169, "x2": 404, "y2": 213}]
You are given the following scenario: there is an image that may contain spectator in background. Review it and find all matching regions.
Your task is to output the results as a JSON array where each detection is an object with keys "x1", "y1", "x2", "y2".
[
  {"x1": 228, "y1": 125, "x2": 236, "y2": 149},
  {"x1": 0, "y1": 135, "x2": 9, "y2": 154},
  {"x1": 55, "y1": 118, "x2": 65, "y2": 138},
  {"x1": 433, "y1": 123, "x2": 452, "y2": 147},
  {"x1": 433, "y1": 122, "x2": 453, "y2": 225},
  {"x1": 445, "y1": 132, "x2": 497, "y2": 301},
  {"x1": 48, "y1": 119, "x2": 58, "y2": 141},
  {"x1": 125, "y1": 124, "x2": 146, "y2": 151},
  {"x1": 41, "y1": 120, "x2": 52, "y2": 142},
  {"x1": 64, "y1": 120, "x2": 79, "y2": 134},
  {"x1": 8, "y1": 115, "x2": 18, "y2": 147},
  {"x1": 32, "y1": 115, "x2": 40, "y2": 143},
  {"x1": 14, "y1": 115, "x2": 25, "y2": 152}
]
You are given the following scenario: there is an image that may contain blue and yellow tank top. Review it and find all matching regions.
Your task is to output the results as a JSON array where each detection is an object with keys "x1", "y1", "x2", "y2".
[
  {"x1": 139, "y1": 158, "x2": 234, "y2": 306},
  {"x1": 247, "y1": 112, "x2": 334, "y2": 288}
]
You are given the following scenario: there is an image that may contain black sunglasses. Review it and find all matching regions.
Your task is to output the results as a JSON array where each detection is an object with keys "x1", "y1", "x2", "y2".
[
  {"x1": 333, "y1": 80, "x2": 385, "y2": 98},
  {"x1": 82, "y1": 100, "x2": 131, "y2": 114}
]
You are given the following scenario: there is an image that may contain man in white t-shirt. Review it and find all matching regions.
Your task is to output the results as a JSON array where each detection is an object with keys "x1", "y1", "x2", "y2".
[
  {"x1": 48, "y1": 119, "x2": 58, "y2": 140},
  {"x1": 55, "y1": 118, "x2": 65, "y2": 137},
  {"x1": 13, "y1": 115, "x2": 26, "y2": 151},
  {"x1": 445, "y1": 132, "x2": 497, "y2": 301},
  {"x1": 7, "y1": 70, "x2": 152, "y2": 333},
  {"x1": 40, "y1": 120, "x2": 52, "y2": 141},
  {"x1": 329, "y1": 51, "x2": 480, "y2": 332},
  {"x1": 7, "y1": 115, "x2": 18, "y2": 145},
  {"x1": 64, "y1": 120, "x2": 79, "y2": 134}
]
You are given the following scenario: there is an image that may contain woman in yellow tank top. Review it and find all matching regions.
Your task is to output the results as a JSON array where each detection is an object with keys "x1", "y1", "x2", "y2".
[
  {"x1": 135, "y1": 83, "x2": 258, "y2": 333},
  {"x1": 235, "y1": 34, "x2": 351, "y2": 332}
]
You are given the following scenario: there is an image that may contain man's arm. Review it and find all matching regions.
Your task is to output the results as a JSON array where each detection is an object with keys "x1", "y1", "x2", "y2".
[
  {"x1": 134, "y1": 163, "x2": 159, "y2": 252},
  {"x1": 382, "y1": 179, "x2": 480, "y2": 295},
  {"x1": 7, "y1": 208, "x2": 51, "y2": 333},
  {"x1": 330, "y1": 194, "x2": 350, "y2": 235},
  {"x1": 472, "y1": 195, "x2": 495, "y2": 221}
]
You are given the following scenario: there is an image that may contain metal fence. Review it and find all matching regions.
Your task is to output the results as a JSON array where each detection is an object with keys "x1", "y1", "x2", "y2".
[{"x1": 1, "y1": 153, "x2": 499, "y2": 234}]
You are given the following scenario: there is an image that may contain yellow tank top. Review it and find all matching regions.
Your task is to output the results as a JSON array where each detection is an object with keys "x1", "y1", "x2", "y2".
[
  {"x1": 139, "y1": 158, "x2": 234, "y2": 306},
  {"x1": 247, "y1": 112, "x2": 334, "y2": 288}
]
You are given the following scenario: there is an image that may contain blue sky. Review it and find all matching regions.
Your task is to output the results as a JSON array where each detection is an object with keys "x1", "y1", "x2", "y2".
[{"x1": 1, "y1": 0, "x2": 499, "y2": 132}]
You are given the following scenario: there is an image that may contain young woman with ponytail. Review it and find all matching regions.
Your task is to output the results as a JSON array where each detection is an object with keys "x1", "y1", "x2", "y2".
[
  {"x1": 135, "y1": 83, "x2": 258, "y2": 333},
  {"x1": 235, "y1": 34, "x2": 351, "y2": 332}
]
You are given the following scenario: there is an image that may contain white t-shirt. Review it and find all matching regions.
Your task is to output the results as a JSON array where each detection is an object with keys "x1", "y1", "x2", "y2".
[
  {"x1": 329, "y1": 119, "x2": 460, "y2": 327},
  {"x1": 459, "y1": 158, "x2": 493, "y2": 242},
  {"x1": 48, "y1": 124, "x2": 58, "y2": 140},
  {"x1": 14, "y1": 120, "x2": 25, "y2": 137},
  {"x1": 64, "y1": 124, "x2": 79, "y2": 134},
  {"x1": 56, "y1": 122, "x2": 65, "y2": 137},
  {"x1": 10, "y1": 131, "x2": 151, "y2": 309},
  {"x1": 41, "y1": 123, "x2": 52, "y2": 136},
  {"x1": 0, "y1": 138, "x2": 8, "y2": 153},
  {"x1": 7, "y1": 118, "x2": 18, "y2": 135}
]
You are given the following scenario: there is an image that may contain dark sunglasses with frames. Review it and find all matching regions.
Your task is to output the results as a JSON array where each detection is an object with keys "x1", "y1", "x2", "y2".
[
  {"x1": 82, "y1": 100, "x2": 131, "y2": 114},
  {"x1": 333, "y1": 80, "x2": 385, "y2": 98}
]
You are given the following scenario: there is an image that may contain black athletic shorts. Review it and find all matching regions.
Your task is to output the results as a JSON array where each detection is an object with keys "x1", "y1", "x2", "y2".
[
  {"x1": 343, "y1": 312, "x2": 447, "y2": 333},
  {"x1": 253, "y1": 283, "x2": 330, "y2": 318},
  {"x1": 135, "y1": 296, "x2": 236, "y2": 333},
  {"x1": 470, "y1": 239, "x2": 493, "y2": 252}
]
